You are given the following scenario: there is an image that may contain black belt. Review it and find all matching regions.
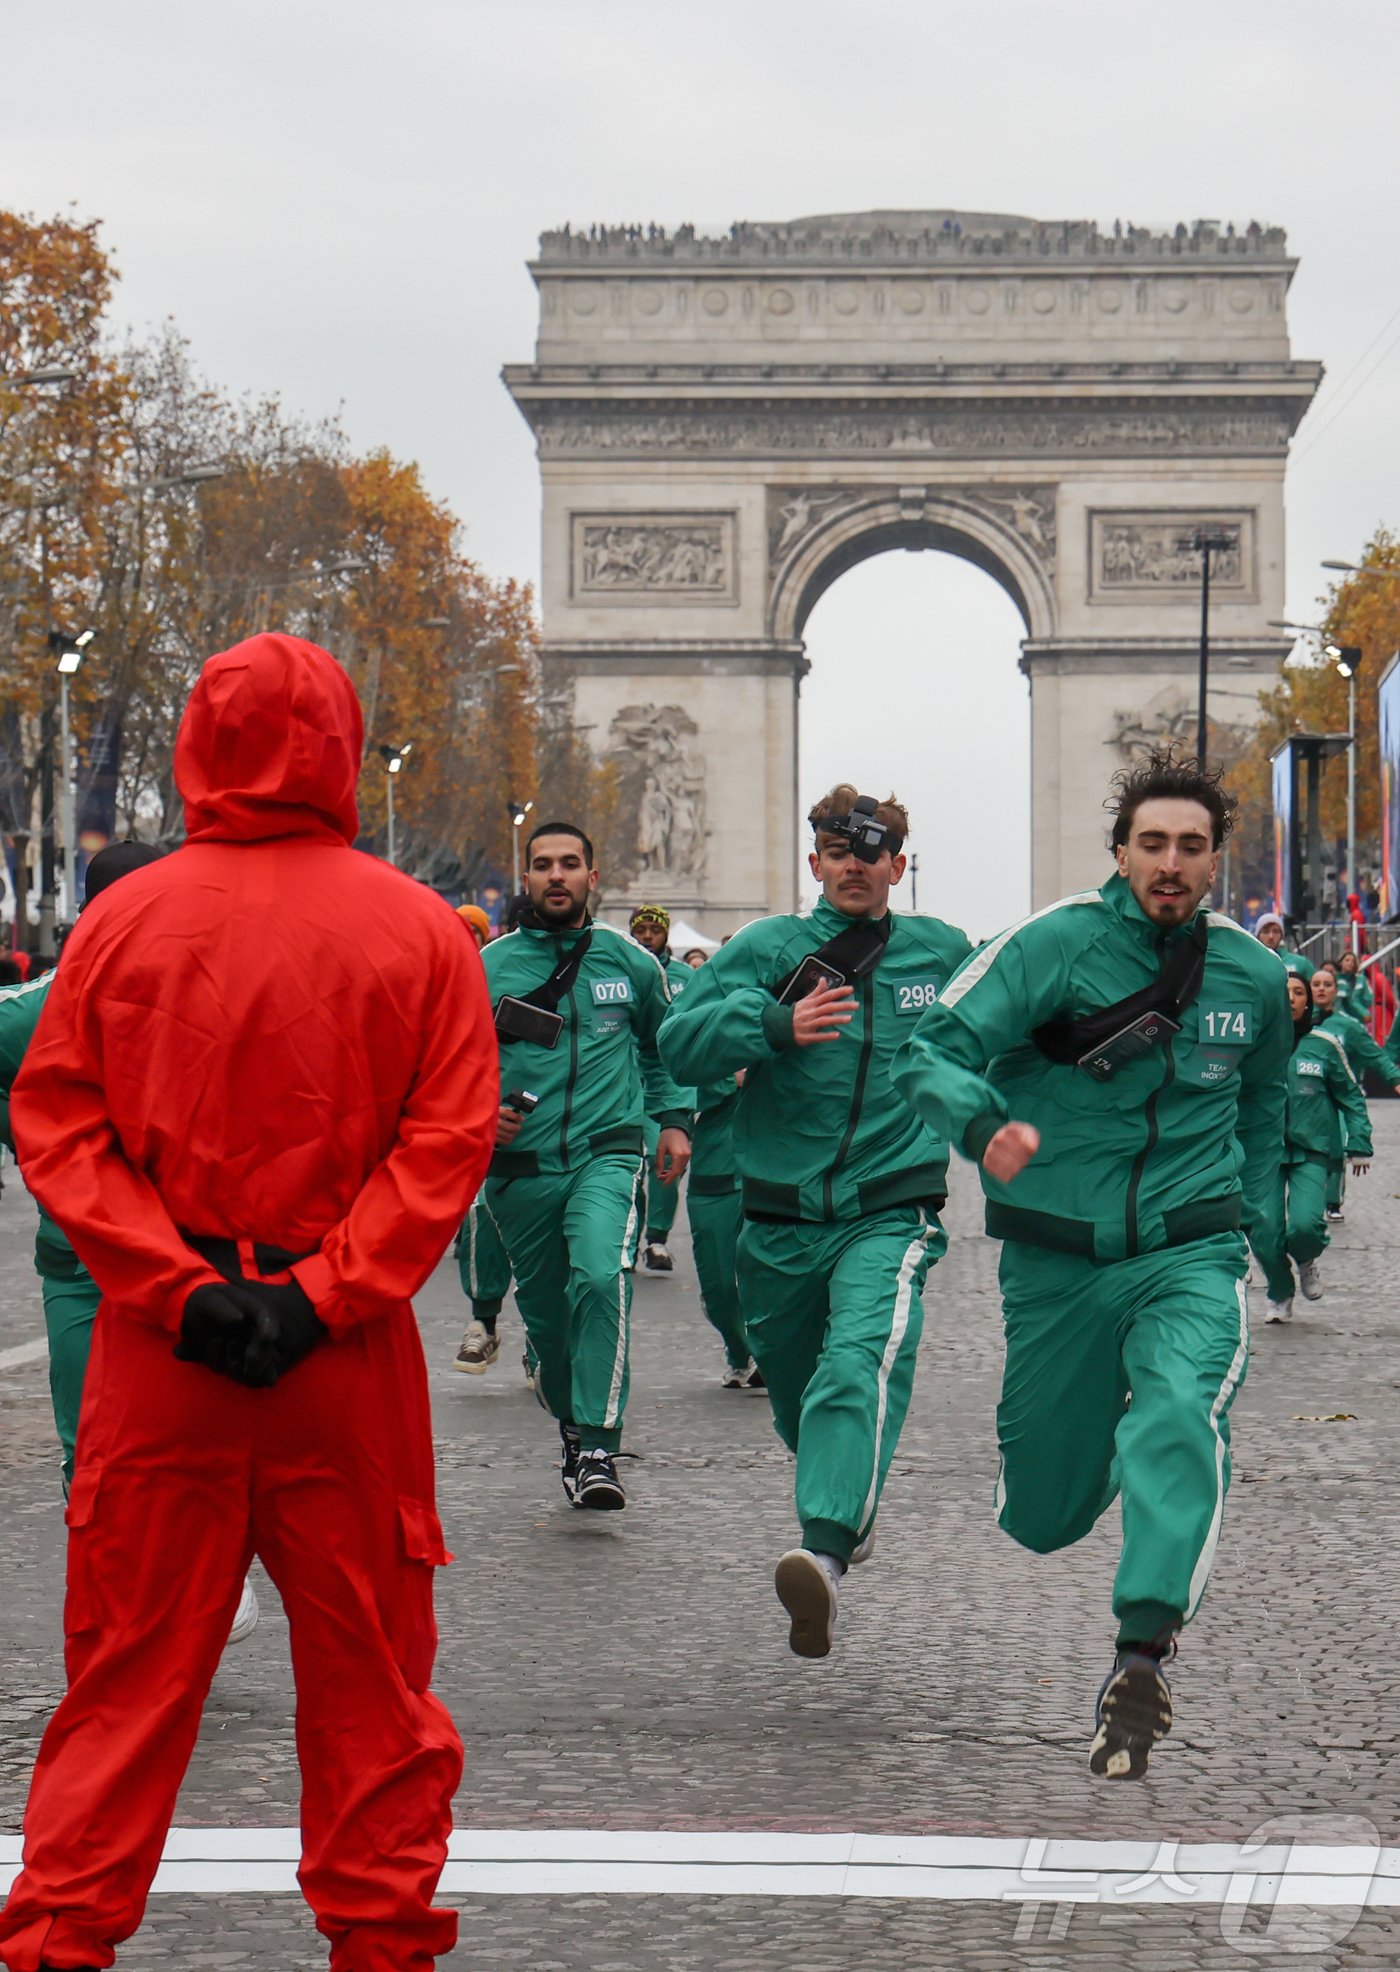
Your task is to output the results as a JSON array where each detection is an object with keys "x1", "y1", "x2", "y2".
[{"x1": 182, "y1": 1232, "x2": 316, "y2": 1281}]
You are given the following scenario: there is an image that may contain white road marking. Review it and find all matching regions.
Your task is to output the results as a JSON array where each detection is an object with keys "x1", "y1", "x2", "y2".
[
  {"x1": 0, "y1": 1336, "x2": 47, "y2": 1372},
  {"x1": 0, "y1": 1829, "x2": 1394, "y2": 1903}
]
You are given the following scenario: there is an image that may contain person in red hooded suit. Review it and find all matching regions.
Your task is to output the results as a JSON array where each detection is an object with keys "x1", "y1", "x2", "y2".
[{"x1": 0, "y1": 635, "x2": 498, "y2": 1972}]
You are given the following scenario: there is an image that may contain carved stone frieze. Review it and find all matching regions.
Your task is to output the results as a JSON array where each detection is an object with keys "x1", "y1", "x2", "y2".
[
  {"x1": 605, "y1": 702, "x2": 707, "y2": 886},
  {"x1": 571, "y1": 512, "x2": 736, "y2": 603},
  {"x1": 538, "y1": 406, "x2": 1291, "y2": 461},
  {"x1": 1110, "y1": 688, "x2": 1252, "y2": 763},
  {"x1": 1090, "y1": 509, "x2": 1256, "y2": 603},
  {"x1": 765, "y1": 484, "x2": 1058, "y2": 572}
]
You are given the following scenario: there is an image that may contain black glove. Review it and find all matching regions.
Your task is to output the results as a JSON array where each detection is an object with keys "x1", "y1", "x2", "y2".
[
  {"x1": 175, "y1": 1283, "x2": 267, "y2": 1382},
  {"x1": 239, "y1": 1278, "x2": 328, "y2": 1389}
]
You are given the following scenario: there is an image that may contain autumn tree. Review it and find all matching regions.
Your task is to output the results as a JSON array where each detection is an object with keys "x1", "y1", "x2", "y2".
[{"x1": 1232, "y1": 529, "x2": 1400, "y2": 907}]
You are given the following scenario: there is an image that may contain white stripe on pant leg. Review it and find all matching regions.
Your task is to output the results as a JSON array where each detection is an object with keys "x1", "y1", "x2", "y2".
[
  {"x1": 858, "y1": 1218, "x2": 927, "y2": 1533},
  {"x1": 1186, "y1": 1275, "x2": 1250, "y2": 1619},
  {"x1": 466, "y1": 1203, "x2": 482, "y2": 1298},
  {"x1": 604, "y1": 1160, "x2": 642, "y2": 1430}
]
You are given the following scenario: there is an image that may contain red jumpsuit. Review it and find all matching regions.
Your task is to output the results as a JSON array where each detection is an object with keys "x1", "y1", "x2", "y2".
[{"x1": 0, "y1": 635, "x2": 498, "y2": 1972}]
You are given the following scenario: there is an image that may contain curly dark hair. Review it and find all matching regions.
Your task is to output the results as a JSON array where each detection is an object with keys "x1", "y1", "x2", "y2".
[{"x1": 1106, "y1": 746, "x2": 1237, "y2": 852}]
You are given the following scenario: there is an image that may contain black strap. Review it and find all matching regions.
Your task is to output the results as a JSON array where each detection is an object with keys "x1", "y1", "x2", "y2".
[
  {"x1": 772, "y1": 915, "x2": 892, "y2": 1001},
  {"x1": 518, "y1": 929, "x2": 593, "y2": 1016},
  {"x1": 1032, "y1": 916, "x2": 1209, "y2": 1066}
]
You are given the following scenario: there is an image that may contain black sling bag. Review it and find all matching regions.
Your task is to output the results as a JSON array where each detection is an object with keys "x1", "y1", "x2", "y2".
[
  {"x1": 494, "y1": 929, "x2": 593, "y2": 1048},
  {"x1": 772, "y1": 915, "x2": 892, "y2": 1005},
  {"x1": 1031, "y1": 915, "x2": 1209, "y2": 1083}
]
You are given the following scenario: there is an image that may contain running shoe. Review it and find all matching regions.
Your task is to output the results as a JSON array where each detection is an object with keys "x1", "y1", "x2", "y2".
[
  {"x1": 1089, "y1": 1649, "x2": 1173, "y2": 1780},
  {"x1": 721, "y1": 1357, "x2": 766, "y2": 1391},
  {"x1": 523, "y1": 1346, "x2": 538, "y2": 1393},
  {"x1": 453, "y1": 1321, "x2": 500, "y2": 1374},
  {"x1": 774, "y1": 1548, "x2": 838, "y2": 1659},
  {"x1": 643, "y1": 1242, "x2": 674, "y2": 1273},
  {"x1": 559, "y1": 1422, "x2": 581, "y2": 1504},
  {"x1": 1297, "y1": 1260, "x2": 1324, "y2": 1302},
  {"x1": 1265, "y1": 1297, "x2": 1294, "y2": 1324},
  {"x1": 227, "y1": 1575, "x2": 260, "y2": 1646},
  {"x1": 1325, "y1": 1207, "x2": 1345, "y2": 1224},
  {"x1": 573, "y1": 1448, "x2": 626, "y2": 1511},
  {"x1": 850, "y1": 1525, "x2": 877, "y2": 1566}
]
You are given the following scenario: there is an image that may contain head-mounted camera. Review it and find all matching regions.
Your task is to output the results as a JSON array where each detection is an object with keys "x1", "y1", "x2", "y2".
[{"x1": 823, "y1": 794, "x2": 902, "y2": 865}]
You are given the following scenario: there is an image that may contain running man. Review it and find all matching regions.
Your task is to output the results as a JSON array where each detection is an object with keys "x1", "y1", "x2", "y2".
[
  {"x1": 894, "y1": 749, "x2": 1289, "y2": 1779},
  {"x1": 628, "y1": 903, "x2": 694, "y2": 1272},
  {"x1": 1254, "y1": 972, "x2": 1372, "y2": 1319},
  {"x1": 662, "y1": 785, "x2": 972, "y2": 1657},
  {"x1": 1254, "y1": 911, "x2": 1314, "y2": 980},
  {"x1": 1309, "y1": 963, "x2": 1397, "y2": 1223},
  {"x1": 480, "y1": 823, "x2": 691, "y2": 1511}
]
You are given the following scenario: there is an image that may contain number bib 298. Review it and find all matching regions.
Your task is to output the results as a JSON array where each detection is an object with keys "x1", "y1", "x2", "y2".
[{"x1": 891, "y1": 979, "x2": 939, "y2": 1016}]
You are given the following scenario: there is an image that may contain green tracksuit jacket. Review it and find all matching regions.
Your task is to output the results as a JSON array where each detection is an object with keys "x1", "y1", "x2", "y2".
[
  {"x1": 1334, "y1": 973, "x2": 1373, "y2": 1024},
  {"x1": 1282, "y1": 947, "x2": 1315, "y2": 982},
  {"x1": 481, "y1": 919, "x2": 689, "y2": 1176},
  {"x1": 1285, "y1": 1027, "x2": 1371, "y2": 1163},
  {"x1": 479, "y1": 918, "x2": 688, "y2": 1452},
  {"x1": 661, "y1": 898, "x2": 973, "y2": 1558},
  {"x1": 892, "y1": 874, "x2": 1291, "y2": 1260},
  {"x1": 892, "y1": 874, "x2": 1291, "y2": 1640},
  {"x1": 638, "y1": 949, "x2": 696, "y2": 1240},
  {"x1": 659, "y1": 897, "x2": 975, "y2": 1222},
  {"x1": 0, "y1": 971, "x2": 99, "y2": 1487}
]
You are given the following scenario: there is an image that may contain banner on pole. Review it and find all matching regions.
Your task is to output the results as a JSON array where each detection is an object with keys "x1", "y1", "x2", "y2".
[
  {"x1": 1271, "y1": 741, "x2": 1295, "y2": 918},
  {"x1": 1381, "y1": 654, "x2": 1400, "y2": 920}
]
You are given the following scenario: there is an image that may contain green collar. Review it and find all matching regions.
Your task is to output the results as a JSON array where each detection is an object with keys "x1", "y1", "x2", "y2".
[{"x1": 811, "y1": 893, "x2": 891, "y2": 936}]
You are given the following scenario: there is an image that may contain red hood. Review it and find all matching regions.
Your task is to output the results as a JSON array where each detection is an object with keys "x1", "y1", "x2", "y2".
[{"x1": 177, "y1": 634, "x2": 363, "y2": 845}]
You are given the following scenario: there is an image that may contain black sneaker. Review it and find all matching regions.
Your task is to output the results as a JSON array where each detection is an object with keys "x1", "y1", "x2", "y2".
[
  {"x1": 573, "y1": 1448, "x2": 626, "y2": 1511},
  {"x1": 1090, "y1": 1649, "x2": 1174, "y2": 1780},
  {"x1": 1325, "y1": 1207, "x2": 1345, "y2": 1224},
  {"x1": 559, "y1": 1422, "x2": 581, "y2": 1504},
  {"x1": 643, "y1": 1241, "x2": 674, "y2": 1273}
]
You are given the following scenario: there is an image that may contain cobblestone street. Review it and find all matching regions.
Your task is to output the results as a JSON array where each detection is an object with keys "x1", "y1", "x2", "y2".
[{"x1": 2, "y1": 1115, "x2": 1399, "y2": 1968}]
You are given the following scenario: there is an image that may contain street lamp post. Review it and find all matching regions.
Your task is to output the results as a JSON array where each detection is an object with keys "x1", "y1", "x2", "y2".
[
  {"x1": 377, "y1": 743, "x2": 412, "y2": 866},
  {"x1": 1177, "y1": 528, "x2": 1237, "y2": 768},
  {"x1": 50, "y1": 630, "x2": 95, "y2": 920},
  {"x1": 508, "y1": 800, "x2": 534, "y2": 896}
]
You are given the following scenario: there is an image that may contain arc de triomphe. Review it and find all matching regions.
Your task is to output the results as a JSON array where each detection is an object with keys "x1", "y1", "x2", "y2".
[{"x1": 504, "y1": 211, "x2": 1320, "y2": 934}]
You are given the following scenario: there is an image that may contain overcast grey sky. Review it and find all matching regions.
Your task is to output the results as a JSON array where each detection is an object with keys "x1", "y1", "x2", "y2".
[{"x1": 4, "y1": 0, "x2": 1397, "y2": 932}]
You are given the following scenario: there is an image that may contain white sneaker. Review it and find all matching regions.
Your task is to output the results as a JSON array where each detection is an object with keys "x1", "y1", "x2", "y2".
[
  {"x1": 227, "y1": 1575, "x2": 259, "y2": 1645},
  {"x1": 720, "y1": 1357, "x2": 766, "y2": 1392},
  {"x1": 1298, "y1": 1260, "x2": 1324, "y2": 1302},
  {"x1": 1265, "y1": 1297, "x2": 1294, "y2": 1324},
  {"x1": 850, "y1": 1525, "x2": 877, "y2": 1566},
  {"x1": 774, "y1": 1549, "x2": 838, "y2": 1659},
  {"x1": 453, "y1": 1320, "x2": 500, "y2": 1374}
]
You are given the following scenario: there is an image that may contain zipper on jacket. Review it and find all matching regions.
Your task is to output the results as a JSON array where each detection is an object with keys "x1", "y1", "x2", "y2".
[
  {"x1": 822, "y1": 970, "x2": 876, "y2": 1220},
  {"x1": 559, "y1": 982, "x2": 579, "y2": 1167},
  {"x1": 1124, "y1": 1047, "x2": 1174, "y2": 1257}
]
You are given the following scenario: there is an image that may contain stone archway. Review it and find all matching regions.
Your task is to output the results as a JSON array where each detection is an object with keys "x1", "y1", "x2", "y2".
[{"x1": 505, "y1": 210, "x2": 1320, "y2": 934}]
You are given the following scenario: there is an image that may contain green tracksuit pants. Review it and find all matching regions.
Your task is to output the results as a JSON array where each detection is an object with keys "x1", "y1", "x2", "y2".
[
  {"x1": 737, "y1": 1207, "x2": 944, "y2": 1562},
  {"x1": 639, "y1": 1117, "x2": 681, "y2": 1241},
  {"x1": 1256, "y1": 1156, "x2": 1330, "y2": 1300},
  {"x1": 687, "y1": 1181, "x2": 750, "y2": 1370},
  {"x1": 995, "y1": 1233, "x2": 1249, "y2": 1646},
  {"x1": 1326, "y1": 1158, "x2": 1346, "y2": 1214},
  {"x1": 485, "y1": 1155, "x2": 641, "y2": 1453},
  {"x1": 41, "y1": 1266, "x2": 101, "y2": 1492},
  {"x1": 457, "y1": 1198, "x2": 512, "y2": 1321}
]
